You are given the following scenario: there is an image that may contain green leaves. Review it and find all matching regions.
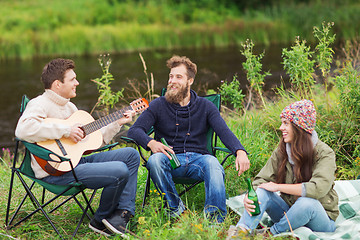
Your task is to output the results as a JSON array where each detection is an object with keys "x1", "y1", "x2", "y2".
[
  {"x1": 282, "y1": 36, "x2": 315, "y2": 99},
  {"x1": 219, "y1": 75, "x2": 245, "y2": 111},
  {"x1": 281, "y1": 22, "x2": 336, "y2": 99},
  {"x1": 241, "y1": 39, "x2": 270, "y2": 108},
  {"x1": 314, "y1": 22, "x2": 336, "y2": 78},
  {"x1": 91, "y1": 54, "x2": 124, "y2": 114},
  {"x1": 334, "y1": 61, "x2": 360, "y2": 116}
]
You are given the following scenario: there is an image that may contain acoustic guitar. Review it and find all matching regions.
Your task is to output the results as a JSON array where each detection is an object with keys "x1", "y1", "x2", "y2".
[{"x1": 35, "y1": 98, "x2": 148, "y2": 176}]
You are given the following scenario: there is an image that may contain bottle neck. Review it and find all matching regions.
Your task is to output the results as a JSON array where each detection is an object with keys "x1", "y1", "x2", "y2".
[{"x1": 247, "y1": 178, "x2": 255, "y2": 191}]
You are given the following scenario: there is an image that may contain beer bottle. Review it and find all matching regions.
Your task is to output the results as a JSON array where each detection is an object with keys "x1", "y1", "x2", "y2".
[
  {"x1": 246, "y1": 178, "x2": 260, "y2": 216},
  {"x1": 160, "y1": 138, "x2": 181, "y2": 169}
]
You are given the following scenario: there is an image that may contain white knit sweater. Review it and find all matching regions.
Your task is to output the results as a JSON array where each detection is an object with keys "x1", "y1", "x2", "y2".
[{"x1": 15, "y1": 90, "x2": 121, "y2": 178}]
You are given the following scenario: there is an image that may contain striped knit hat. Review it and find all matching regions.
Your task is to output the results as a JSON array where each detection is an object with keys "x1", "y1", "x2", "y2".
[{"x1": 280, "y1": 99, "x2": 316, "y2": 134}]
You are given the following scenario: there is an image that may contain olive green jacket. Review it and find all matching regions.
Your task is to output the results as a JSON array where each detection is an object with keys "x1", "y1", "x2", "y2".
[{"x1": 253, "y1": 140, "x2": 339, "y2": 221}]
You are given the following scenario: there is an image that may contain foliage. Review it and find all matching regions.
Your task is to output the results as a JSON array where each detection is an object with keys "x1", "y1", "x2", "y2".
[
  {"x1": 1, "y1": 0, "x2": 360, "y2": 59},
  {"x1": 90, "y1": 54, "x2": 124, "y2": 115},
  {"x1": 314, "y1": 22, "x2": 336, "y2": 78},
  {"x1": 221, "y1": 22, "x2": 336, "y2": 112},
  {"x1": 334, "y1": 62, "x2": 360, "y2": 117},
  {"x1": 240, "y1": 39, "x2": 270, "y2": 108},
  {"x1": 322, "y1": 46, "x2": 360, "y2": 179},
  {"x1": 219, "y1": 75, "x2": 245, "y2": 111},
  {"x1": 0, "y1": 148, "x2": 13, "y2": 166},
  {"x1": 2, "y1": 20, "x2": 360, "y2": 239},
  {"x1": 282, "y1": 36, "x2": 315, "y2": 99}
]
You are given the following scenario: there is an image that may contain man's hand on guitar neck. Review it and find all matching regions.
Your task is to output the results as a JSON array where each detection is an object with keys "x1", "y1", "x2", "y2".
[
  {"x1": 69, "y1": 125, "x2": 85, "y2": 143},
  {"x1": 67, "y1": 110, "x2": 135, "y2": 144},
  {"x1": 116, "y1": 110, "x2": 136, "y2": 126}
]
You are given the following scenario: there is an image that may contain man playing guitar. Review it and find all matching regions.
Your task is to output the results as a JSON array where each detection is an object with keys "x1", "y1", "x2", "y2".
[{"x1": 15, "y1": 58, "x2": 139, "y2": 238}]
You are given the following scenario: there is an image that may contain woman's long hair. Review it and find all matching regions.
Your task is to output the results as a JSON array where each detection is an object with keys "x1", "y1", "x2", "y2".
[{"x1": 276, "y1": 123, "x2": 314, "y2": 184}]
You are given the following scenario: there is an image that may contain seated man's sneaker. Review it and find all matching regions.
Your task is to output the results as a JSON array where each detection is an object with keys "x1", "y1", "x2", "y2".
[
  {"x1": 102, "y1": 209, "x2": 132, "y2": 239},
  {"x1": 89, "y1": 218, "x2": 114, "y2": 237}
]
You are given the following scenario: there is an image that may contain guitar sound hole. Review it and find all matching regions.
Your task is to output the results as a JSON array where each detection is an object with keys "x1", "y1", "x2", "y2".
[{"x1": 49, "y1": 154, "x2": 62, "y2": 163}]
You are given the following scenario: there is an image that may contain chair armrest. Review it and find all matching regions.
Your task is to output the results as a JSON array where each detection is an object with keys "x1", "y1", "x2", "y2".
[
  {"x1": 21, "y1": 140, "x2": 70, "y2": 163},
  {"x1": 212, "y1": 146, "x2": 234, "y2": 167},
  {"x1": 93, "y1": 142, "x2": 119, "y2": 152},
  {"x1": 120, "y1": 136, "x2": 138, "y2": 144},
  {"x1": 213, "y1": 146, "x2": 232, "y2": 154},
  {"x1": 119, "y1": 136, "x2": 149, "y2": 164}
]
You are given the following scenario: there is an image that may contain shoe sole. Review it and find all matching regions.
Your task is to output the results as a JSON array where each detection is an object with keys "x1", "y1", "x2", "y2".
[
  {"x1": 88, "y1": 223, "x2": 112, "y2": 237},
  {"x1": 102, "y1": 219, "x2": 130, "y2": 239}
]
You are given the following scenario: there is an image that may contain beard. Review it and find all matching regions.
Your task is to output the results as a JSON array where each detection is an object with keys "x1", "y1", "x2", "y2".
[{"x1": 165, "y1": 81, "x2": 190, "y2": 104}]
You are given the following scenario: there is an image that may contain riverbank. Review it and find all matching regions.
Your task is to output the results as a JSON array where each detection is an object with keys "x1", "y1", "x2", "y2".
[
  {"x1": 1, "y1": 0, "x2": 359, "y2": 60},
  {"x1": 1, "y1": 24, "x2": 359, "y2": 239}
]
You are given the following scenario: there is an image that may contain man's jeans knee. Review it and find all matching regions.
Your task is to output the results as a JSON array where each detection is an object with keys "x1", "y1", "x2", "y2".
[{"x1": 147, "y1": 152, "x2": 227, "y2": 222}]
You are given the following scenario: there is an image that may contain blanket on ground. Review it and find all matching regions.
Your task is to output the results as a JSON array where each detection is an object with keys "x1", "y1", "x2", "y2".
[{"x1": 226, "y1": 180, "x2": 360, "y2": 240}]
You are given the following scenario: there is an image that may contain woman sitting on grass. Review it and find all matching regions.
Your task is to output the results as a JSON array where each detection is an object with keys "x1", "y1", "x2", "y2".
[{"x1": 229, "y1": 99, "x2": 339, "y2": 237}]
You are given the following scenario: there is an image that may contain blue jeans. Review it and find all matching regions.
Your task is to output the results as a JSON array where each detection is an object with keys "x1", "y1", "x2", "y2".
[
  {"x1": 42, "y1": 147, "x2": 140, "y2": 222},
  {"x1": 237, "y1": 188, "x2": 336, "y2": 235},
  {"x1": 147, "y1": 152, "x2": 227, "y2": 222}
]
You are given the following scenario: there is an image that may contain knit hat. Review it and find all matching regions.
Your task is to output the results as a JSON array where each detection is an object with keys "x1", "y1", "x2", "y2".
[{"x1": 280, "y1": 99, "x2": 316, "y2": 134}]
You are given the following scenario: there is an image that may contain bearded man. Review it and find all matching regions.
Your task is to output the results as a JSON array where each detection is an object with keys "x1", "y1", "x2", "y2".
[{"x1": 127, "y1": 55, "x2": 249, "y2": 223}]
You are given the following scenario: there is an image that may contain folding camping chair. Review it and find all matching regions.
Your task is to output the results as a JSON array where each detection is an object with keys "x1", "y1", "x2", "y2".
[
  {"x1": 5, "y1": 95, "x2": 117, "y2": 239},
  {"x1": 122, "y1": 89, "x2": 234, "y2": 210}
]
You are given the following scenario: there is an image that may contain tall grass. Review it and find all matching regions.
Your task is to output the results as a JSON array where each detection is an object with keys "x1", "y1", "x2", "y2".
[
  {"x1": 1, "y1": 84, "x2": 357, "y2": 239},
  {"x1": 1, "y1": 0, "x2": 360, "y2": 59},
  {"x1": 1, "y1": 20, "x2": 359, "y2": 239}
]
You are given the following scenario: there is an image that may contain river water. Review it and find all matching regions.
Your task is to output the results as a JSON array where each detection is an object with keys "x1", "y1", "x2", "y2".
[{"x1": 0, "y1": 44, "x2": 293, "y2": 149}]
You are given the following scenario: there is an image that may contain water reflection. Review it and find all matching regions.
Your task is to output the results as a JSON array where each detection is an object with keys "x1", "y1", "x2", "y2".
[{"x1": 1, "y1": 45, "x2": 289, "y2": 148}]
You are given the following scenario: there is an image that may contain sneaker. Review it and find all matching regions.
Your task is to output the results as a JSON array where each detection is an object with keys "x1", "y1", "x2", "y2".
[
  {"x1": 168, "y1": 200, "x2": 186, "y2": 219},
  {"x1": 254, "y1": 227, "x2": 272, "y2": 238},
  {"x1": 226, "y1": 225, "x2": 249, "y2": 240},
  {"x1": 102, "y1": 209, "x2": 132, "y2": 238},
  {"x1": 226, "y1": 225, "x2": 238, "y2": 240},
  {"x1": 89, "y1": 218, "x2": 113, "y2": 237}
]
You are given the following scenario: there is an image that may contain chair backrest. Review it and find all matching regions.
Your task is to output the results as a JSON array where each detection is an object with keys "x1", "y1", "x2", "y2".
[
  {"x1": 202, "y1": 94, "x2": 221, "y2": 155},
  {"x1": 158, "y1": 88, "x2": 221, "y2": 155},
  {"x1": 20, "y1": 95, "x2": 30, "y2": 115},
  {"x1": 16, "y1": 95, "x2": 82, "y2": 195}
]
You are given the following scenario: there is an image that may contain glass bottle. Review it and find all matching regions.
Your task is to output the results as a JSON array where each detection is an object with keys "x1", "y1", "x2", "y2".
[
  {"x1": 160, "y1": 138, "x2": 181, "y2": 169},
  {"x1": 246, "y1": 178, "x2": 260, "y2": 216}
]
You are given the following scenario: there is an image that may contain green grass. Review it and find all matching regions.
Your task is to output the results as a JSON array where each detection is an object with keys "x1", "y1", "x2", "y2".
[
  {"x1": 1, "y1": 0, "x2": 360, "y2": 59},
  {"x1": 0, "y1": 111, "x2": 297, "y2": 240},
  {"x1": 1, "y1": 73, "x2": 359, "y2": 239},
  {"x1": 2, "y1": 93, "x2": 352, "y2": 239},
  {"x1": 1, "y1": 22, "x2": 359, "y2": 237}
]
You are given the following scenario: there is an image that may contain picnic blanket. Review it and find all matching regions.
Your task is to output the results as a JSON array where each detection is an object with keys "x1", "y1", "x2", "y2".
[{"x1": 226, "y1": 180, "x2": 360, "y2": 240}]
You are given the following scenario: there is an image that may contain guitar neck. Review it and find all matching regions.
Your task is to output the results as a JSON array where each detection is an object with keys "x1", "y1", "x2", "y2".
[{"x1": 82, "y1": 106, "x2": 132, "y2": 135}]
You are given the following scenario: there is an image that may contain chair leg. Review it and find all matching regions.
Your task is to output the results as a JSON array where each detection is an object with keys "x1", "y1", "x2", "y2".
[
  {"x1": 178, "y1": 180, "x2": 202, "y2": 197},
  {"x1": 7, "y1": 176, "x2": 37, "y2": 227},
  {"x1": 15, "y1": 172, "x2": 64, "y2": 239},
  {"x1": 87, "y1": 190, "x2": 97, "y2": 217},
  {"x1": 42, "y1": 187, "x2": 46, "y2": 204},
  {"x1": 72, "y1": 190, "x2": 97, "y2": 238},
  {"x1": 79, "y1": 189, "x2": 96, "y2": 216},
  {"x1": 49, "y1": 195, "x2": 77, "y2": 214},
  {"x1": 71, "y1": 191, "x2": 96, "y2": 219},
  {"x1": 141, "y1": 172, "x2": 151, "y2": 211},
  {"x1": 220, "y1": 153, "x2": 232, "y2": 166},
  {"x1": 6, "y1": 141, "x2": 21, "y2": 226},
  {"x1": 5, "y1": 169, "x2": 16, "y2": 226}
]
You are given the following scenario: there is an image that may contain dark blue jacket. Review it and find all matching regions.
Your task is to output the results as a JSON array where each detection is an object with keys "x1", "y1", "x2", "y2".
[{"x1": 128, "y1": 90, "x2": 246, "y2": 155}]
